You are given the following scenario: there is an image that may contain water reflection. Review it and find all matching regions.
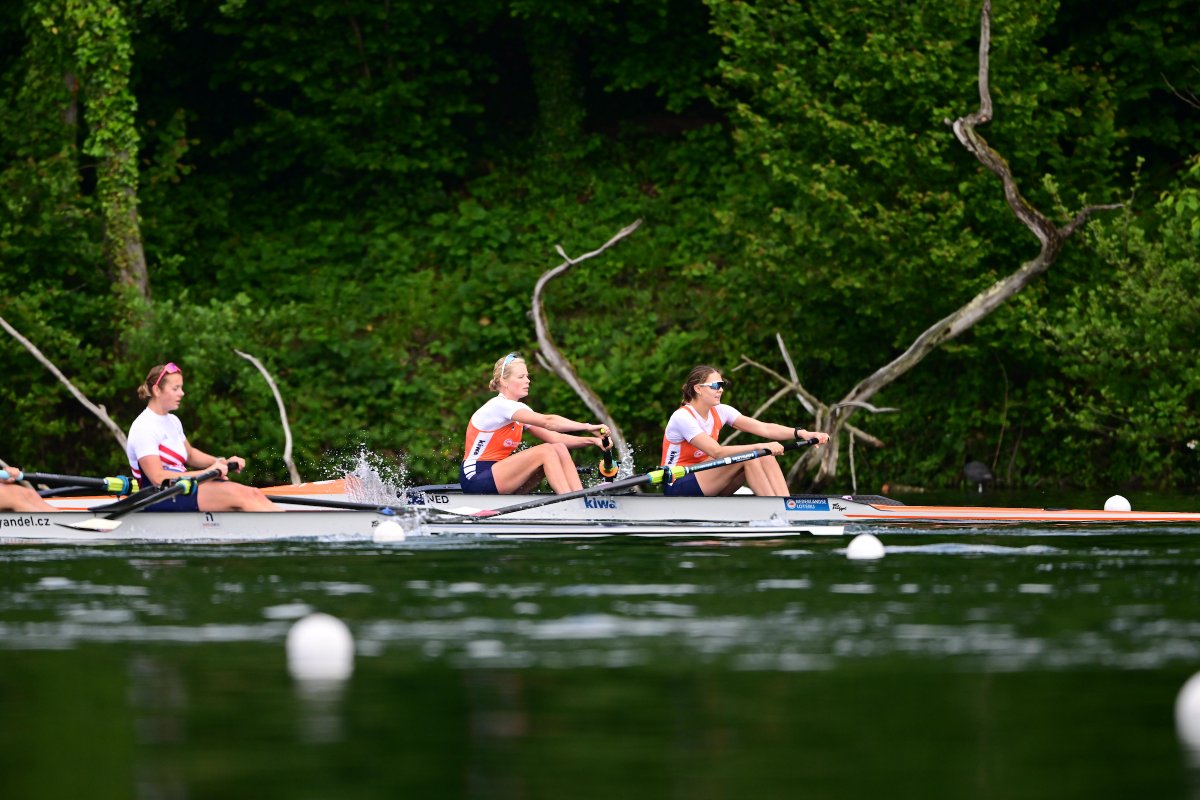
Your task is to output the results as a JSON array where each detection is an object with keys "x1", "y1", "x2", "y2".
[{"x1": 287, "y1": 613, "x2": 355, "y2": 743}]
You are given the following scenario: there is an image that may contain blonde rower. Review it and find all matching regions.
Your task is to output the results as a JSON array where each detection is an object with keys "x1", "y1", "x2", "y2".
[
  {"x1": 461, "y1": 352, "x2": 612, "y2": 494},
  {"x1": 126, "y1": 363, "x2": 275, "y2": 512}
]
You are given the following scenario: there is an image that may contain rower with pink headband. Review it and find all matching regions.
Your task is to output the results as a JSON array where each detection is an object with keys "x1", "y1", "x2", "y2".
[{"x1": 125, "y1": 362, "x2": 276, "y2": 512}]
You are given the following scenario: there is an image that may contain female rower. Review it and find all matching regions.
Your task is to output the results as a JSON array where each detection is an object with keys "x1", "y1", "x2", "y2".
[
  {"x1": 661, "y1": 364, "x2": 829, "y2": 496},
  {"x1": 461, "y1": 352, "x2": 612, "y2": 494},
  {"x1": 1, "y1": 467, "x2": 56, "y2": 512},
  {"x1": 126, "y1": 362, "x2": 275, "y2": 512}
]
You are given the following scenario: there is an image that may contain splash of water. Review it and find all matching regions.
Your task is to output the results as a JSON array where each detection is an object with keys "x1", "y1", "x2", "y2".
[
  {"x1": 583, "y1": 443, "x2": 639, "y2": 487},
  {"x1": 326, "y1": 445, "x2": 409, "y2": 504}
]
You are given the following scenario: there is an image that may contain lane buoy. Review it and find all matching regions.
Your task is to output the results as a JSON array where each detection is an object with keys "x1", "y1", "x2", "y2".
[
  {"x1": 1104, "y1": 495, "x2": 1132, "y2": 512},
  {"x1": 287, "y1": 613, "x2": 355, "y2": 681},
  {"x1": 373, "y1": 519, "x2": 407, "y2": 543},
  {"x1": 1177, "y1": 672, "x2": 1200, "y2": 749},
  {"x1": 846, "y1": 533, "x2": 885, "y2": 560}
]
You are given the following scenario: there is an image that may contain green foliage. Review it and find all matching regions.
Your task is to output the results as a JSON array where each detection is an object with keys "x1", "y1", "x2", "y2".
[{"x1": 1033, "y1": 157, "x2": 1200, "y2": 488}]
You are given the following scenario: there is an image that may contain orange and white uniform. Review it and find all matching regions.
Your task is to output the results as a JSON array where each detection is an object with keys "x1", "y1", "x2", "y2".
[
  {"x1": 661, "y1": 404, "x2": 741, "y2": 467},
  {"x1": 462, "y1": 395, "x2": 532, "y2": 479}
]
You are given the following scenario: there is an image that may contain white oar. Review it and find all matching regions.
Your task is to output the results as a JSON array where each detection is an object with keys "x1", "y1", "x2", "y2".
[{"x1": 15, "y1": 470, "x2": 140, "y2": 494}]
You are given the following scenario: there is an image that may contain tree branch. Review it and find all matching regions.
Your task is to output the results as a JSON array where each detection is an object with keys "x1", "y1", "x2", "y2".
[
  {"x1": 807, "y1": 0, "x2": 1121, "y2": 489},
  {"x1": 234, "y1": 349, "x2": 302, "y2": 485},
  {"x1": 0, "y1": 313, "x2": 127, "y2": 449},
  {"x1": 532, "y1": 219, "x2": 642, "y2": 465}
]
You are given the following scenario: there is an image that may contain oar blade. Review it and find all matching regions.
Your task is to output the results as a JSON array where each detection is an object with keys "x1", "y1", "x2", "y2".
[{"x1": 58, "y1": 516, "x2": 123, "y2": 533}]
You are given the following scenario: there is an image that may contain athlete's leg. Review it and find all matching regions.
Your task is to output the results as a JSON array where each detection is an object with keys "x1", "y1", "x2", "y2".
[
  {"x1": 198, "y1": 481, "x2": 277, "y2": 512},
  {"x1": 742, "y1": 456, "x2": 789, "y2": 496},
  {"x1": 694, "y1": 463, "x2": 747, "y2": 496},
  {"x1": 490, "y1": 444, "x2": 580, "y2": 494},
  {"x1": 0, "y1": 484, "x2": 57, "y2": 512}
]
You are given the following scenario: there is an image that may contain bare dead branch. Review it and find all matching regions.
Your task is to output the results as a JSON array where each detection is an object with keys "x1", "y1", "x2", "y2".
[
  {"x1": 728, "y1": 351, "x2": 885, "y2": 448},
  {"x1": 807, "y1": 0, "x2": 1121, "y2": 489},
  {"x1": 532, "y1": 219, "x2": 642, "y2": 464},
  {"x1": 1163, "y1": 70, "x2": 1200, "y2": 110},
  {"x1": 234, "y1": 349, "x2": 302, "y2": 485},
  {"x1": 0, "y1": 313, "x2": 128, "y2": 449},
  {"x1": 831, "y1": 400, "x2": 899, "y2": 414},
  {"x1": 1062, "y1": 203, "x2": 1124, "y2": 238}
]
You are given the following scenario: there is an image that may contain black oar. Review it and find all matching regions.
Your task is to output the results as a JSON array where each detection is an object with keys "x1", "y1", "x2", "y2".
[
  {"x1": 265, "y1": 495, "x2": 399, "y2": 512},
  {"x1": 14, "y1": 471, "x2": 139, "y2": 494},
  {"x1": 465, "y1": 438, "x2": 819, "y2": 519},
  {"x1": 63, "y1": 467, "x2": 226, "y2": 532}
]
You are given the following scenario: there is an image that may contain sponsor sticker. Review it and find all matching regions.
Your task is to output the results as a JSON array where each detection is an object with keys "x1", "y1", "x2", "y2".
[
  {"x1": 784, "y1": 497, "x2": 830, "y2": 512},
  {"x1": 583, "y1": 496, "x2": 617, "y2": 510},
  {"x1": 0, "y1": 516, "x2": 53, "y2": 528}
]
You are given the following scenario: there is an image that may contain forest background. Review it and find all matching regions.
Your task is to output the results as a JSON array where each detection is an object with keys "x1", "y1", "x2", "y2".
[{"x1": 1, "y1": 0, "x2": 1198, "y2": 492}]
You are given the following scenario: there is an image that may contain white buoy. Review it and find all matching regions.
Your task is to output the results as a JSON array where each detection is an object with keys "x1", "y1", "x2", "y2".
[
  {"x1": 1104, "y1": 495, "x2": 1132, "y2": 512},
  {"x1": 1176, "y1": 672, "x2": 1200, "y2": 749},
  {"x1": 846, "y1": 533, "x2": 885, "y2": 560},
  {"x1": 372, "y1": 518, "x2": 407, "y2": 543},
  {"x1": 287, "y1": 613, "x2": 355, "y2": 681}
]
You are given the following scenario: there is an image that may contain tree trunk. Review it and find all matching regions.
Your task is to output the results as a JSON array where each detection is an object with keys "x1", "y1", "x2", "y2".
[{"x1": 70, "y1": 0, "x2": 151, "y2": 305}]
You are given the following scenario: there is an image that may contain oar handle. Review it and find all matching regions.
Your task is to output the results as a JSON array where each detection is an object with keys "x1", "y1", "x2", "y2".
[{"x1": 599, "y1": 433, "x2": 618, "y2": 481}]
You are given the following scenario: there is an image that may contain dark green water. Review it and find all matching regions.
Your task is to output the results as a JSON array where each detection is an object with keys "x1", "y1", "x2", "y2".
[{"x1": 2, "y1": 526, "x2": 1200, "y2": 799}]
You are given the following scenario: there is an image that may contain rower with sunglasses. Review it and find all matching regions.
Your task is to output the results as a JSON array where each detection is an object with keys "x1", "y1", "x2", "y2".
[
  {"x1": 660, "y1": 365, "x2": 829, "y2": 496},
  {"x1": 460, "y1": 352, "x2": 613, "y2": 494},
  {"x1": 125, "y1": 362, "x2": 275, "y2": 512}
]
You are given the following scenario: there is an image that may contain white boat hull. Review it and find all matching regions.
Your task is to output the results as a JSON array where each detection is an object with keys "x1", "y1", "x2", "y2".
[
  {"x1": 0, "y1": 508, "x2": 839, "y2": 543},
  {"x1": 0, "y1": 509, "x2": 390, "y2": 544},
  {"x1": 264, "y1": 480, "x2": 1200, "y2": 526}
]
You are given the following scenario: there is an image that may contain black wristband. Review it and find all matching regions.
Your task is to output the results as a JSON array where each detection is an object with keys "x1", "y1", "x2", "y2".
[{"x1": 794, "y1": 428, "x2": 802, "y2": 440}]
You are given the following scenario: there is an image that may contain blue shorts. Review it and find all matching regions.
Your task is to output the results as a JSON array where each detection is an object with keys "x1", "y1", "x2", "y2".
[
  {"x1": 140, "y1": 485, "x2": 201, "y2": 513},
  {"x1": 460, "y1": 462, "x2": 499, "y2": 494},
  {"x1": 663, "y1": 472, "x2": 705, "y2": 497}
]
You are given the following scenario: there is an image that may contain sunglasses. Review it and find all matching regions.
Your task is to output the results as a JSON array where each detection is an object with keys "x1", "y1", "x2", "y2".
[
  {"x1": 154, "y1": 362, "x2": 182, "y2": 388},
  {"x1": 700, "y1": 381, "x2": 729, "y2": 391}
]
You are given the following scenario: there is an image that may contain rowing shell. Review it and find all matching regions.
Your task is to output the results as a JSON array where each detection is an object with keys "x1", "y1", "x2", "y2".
[
  {"x1": 265, "y1": 479, "x2": 1200, "y2": 526},
  {"x1": 0, "y1": 509, "x2": 840, "y2": 544},
  {"x1": 0, "y1": 509, "x2": 391, "y2": 544}
]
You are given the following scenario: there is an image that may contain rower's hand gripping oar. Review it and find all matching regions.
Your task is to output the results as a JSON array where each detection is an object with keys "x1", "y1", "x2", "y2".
[
  {"x1": 598, "y1": 428, "x2": 618, "y2": 483},
  {"x1": 13, "y1": 470, "x2": 140, "y2": 495},
  {"x1": 62, "y1": 464, "x2": 233, "y2": 532},
  {"x1": 467, "y1": 438, "x2": 819, "y2": 519}
]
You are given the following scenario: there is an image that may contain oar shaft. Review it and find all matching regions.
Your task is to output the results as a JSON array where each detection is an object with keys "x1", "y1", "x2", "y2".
[
  {"x1": 107, "y1": 468, "x2": 224, "y2": 519},
  {"x1": 473, "y1": 438, "x2": 818, "y2": 518},
  {"x1": 16, "y1": 472, "x2": 139, "y2": 493},
  {"x1": 266, "y1": 495, "x2": 394, "y2": 512},
  {"x1": 91, "y1": 465, "x2": 233, "y2": 520}
]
